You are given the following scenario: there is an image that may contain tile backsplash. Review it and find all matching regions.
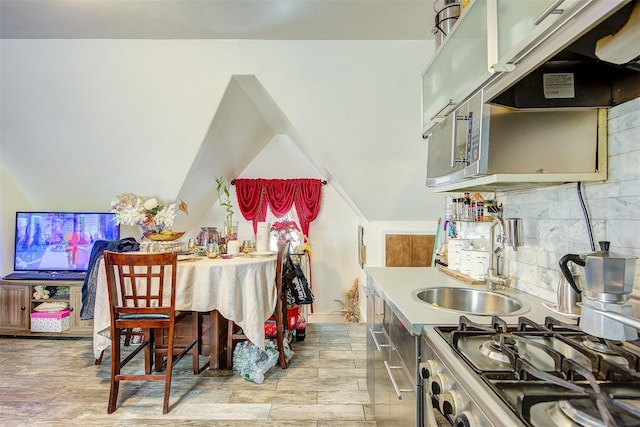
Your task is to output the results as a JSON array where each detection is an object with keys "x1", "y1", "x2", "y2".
[{"x1": 499, "y1": 97, "x2": 640, "y2": 303}]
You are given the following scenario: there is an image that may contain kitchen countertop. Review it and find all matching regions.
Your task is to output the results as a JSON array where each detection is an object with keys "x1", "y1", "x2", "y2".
[{"x1": 365, "y1": 266, "x2": 579, "y2": 335}]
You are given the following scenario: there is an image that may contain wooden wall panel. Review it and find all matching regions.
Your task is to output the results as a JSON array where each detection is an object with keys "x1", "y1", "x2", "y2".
[{"x1": 385, "y1": 234, "x2": 435, "y2": 267}]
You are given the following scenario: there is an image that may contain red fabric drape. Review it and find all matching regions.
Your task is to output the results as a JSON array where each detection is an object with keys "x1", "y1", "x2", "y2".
[
  {"x1": 294, "y1": 179, "x2": 323, "y2": 236},
  {"x1": 234, "y1": 178, "x2": 323, "y2": 237},
  {"x1": 265, "y1": 179, "x2": 297, "y2": 217},
  {"x1": 233, "y1": 179, "x2": 268, "y2": 233}
]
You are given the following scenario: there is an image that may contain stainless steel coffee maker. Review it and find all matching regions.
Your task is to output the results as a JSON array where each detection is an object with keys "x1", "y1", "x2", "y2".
[
  {"x1": 558, "y1": 255, "x2": 582, "y2": 315},
  {"x1": 561, "y1": 241, "x2": 638, "y2": 341}
]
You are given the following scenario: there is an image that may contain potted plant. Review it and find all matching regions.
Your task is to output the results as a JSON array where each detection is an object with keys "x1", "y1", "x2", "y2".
[{"x1": 215, "y1": 177, "x2": 235, "y2": 239}]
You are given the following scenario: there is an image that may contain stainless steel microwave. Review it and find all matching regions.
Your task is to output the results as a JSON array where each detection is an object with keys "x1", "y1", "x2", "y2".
[{"x1": 424, "y1": 91, "x2": 606, "y2": 191}]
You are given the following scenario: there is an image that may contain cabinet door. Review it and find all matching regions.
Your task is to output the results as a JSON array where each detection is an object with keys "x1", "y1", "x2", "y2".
[
  {"x1": 422, "y1": 0, "x2": 491, "y2": 133},
  {"x1": 69, "y1": 286, "x2": 93, "y2": 333},
  {"x1": 388, "y1": 311, "x2": 417, "y2": 426},
  {"x1": 365, "y1": 285, "x2": 376, "y2": 406},
  {"x1": 385, "y1": 235, "x2": 435, "y2": 267},
  {"x1": 367, "y1": 284, "x2": 392, "y2": 424},
  {"x1": 0, "y1": 284, "x2": 30, "y2": 331},
  {"x1": 495, "y1": 0, "x2": 579, "y2": 66}
]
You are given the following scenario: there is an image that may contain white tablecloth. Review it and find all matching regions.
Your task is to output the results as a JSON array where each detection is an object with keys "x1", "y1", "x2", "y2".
[{"x1": 93, "y1": 254, "x2": 277, "y2": 359}]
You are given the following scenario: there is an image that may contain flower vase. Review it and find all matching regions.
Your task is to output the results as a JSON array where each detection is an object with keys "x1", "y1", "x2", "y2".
[
  {"x1": 224, "y1": 217, "x2": 238, "y2": 241},
  {"x1": 140, "y1": 225, "x2": 154, "y2": 241}
]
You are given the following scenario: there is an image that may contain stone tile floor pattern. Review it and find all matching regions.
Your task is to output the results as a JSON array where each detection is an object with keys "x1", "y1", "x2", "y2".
[{"x1": 0, "y1": 323, "x2": 375, "y2": 426}]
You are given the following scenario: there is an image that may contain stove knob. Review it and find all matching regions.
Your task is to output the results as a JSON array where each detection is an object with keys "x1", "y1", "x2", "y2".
[
  {"x1": 440, "y1": 390, "x2": 465, "y2": 417},
  {"x1": 430, "y1": 373, "x2": 453, "y2": 395},
  {"x1": 420, "y1": 360, "x2": 441, "y2": 380},
  {"x1": 454, "y1": 411, "x2": 477, "y2": 427}
]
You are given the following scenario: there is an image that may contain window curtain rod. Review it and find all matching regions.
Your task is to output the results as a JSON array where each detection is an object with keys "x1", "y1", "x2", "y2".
[{"x1": 231, "y1": 179, "x2": 327, "y2": 185}]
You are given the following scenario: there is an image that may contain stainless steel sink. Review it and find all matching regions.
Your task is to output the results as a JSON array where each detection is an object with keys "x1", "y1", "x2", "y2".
[{"x1": 414, "y1": 287, "x2": 530, "y2": 316}]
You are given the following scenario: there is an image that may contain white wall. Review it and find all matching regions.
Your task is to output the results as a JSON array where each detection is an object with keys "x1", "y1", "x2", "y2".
[
  {"x1": 0, "y1": 39, "x2": 441, "y2": 221},
  {"x1": 498, "y1": 98, "x2": 640, "y2": 306},
  {"x1": 0, "y1": 166, "x2": 33, "y2": 273}
]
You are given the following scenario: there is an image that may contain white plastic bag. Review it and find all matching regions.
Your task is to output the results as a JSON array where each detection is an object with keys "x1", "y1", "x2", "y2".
[{"x1": 232, "y1": 340, "x2": 280, "y2": 384}]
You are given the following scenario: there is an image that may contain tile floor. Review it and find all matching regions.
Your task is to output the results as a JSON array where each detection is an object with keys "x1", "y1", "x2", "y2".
[{"x1": 0, "y1": 323, "x2": 375, "y2": 426}]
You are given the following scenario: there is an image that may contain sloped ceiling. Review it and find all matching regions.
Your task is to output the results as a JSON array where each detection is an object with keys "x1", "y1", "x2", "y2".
[
  {"x1": 174, "y1": 76, "x2": 277, "y2": 227},
  {"x1": 171, "y1": 74, "x2": 360, "y2": 232}
]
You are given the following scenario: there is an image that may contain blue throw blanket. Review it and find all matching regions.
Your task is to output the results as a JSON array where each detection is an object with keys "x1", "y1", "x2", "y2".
[{"x1": 80, "y1": 238, "x2": 139, "y2": 320}]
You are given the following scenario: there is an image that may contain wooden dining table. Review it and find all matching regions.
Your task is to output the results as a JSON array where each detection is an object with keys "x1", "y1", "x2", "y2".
[{"x1": 92, "y1": 252, "x2": 277, "y2": 369}]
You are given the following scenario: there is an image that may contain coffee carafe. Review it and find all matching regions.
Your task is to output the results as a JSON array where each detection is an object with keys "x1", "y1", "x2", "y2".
[
  {"x1": 561, "y1": 241, "x2": 638, "y2": 340},
  {"x1": 557, "y1": 254, "x2": 582, "y2": 315}
]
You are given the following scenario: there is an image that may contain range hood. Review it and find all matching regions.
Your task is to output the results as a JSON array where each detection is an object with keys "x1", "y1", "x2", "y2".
[
  {"x1": 425, "y1": 1, "x2": 638, "y2": 193},
  {"x1": 490, "y1": 0, "x2": 640, "y2": 110}
]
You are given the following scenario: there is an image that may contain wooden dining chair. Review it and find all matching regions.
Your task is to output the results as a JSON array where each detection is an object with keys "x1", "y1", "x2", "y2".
[
  {"x1": 227, "y1": 240, "x2": 291, "y2": 369},
  {"x1": 103, "y1": 250, "x2": 202, "y2": 414}
]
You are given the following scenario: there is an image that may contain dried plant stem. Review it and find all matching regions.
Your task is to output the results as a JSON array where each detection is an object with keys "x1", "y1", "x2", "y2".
[{"x1": 335, "y1": 278, "x2": 360, "y2": 323}]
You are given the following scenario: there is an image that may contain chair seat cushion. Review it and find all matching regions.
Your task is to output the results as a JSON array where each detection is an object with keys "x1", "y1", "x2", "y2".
[{"x1": 118, "y1": 313, "x2": 170, "y2": 320}]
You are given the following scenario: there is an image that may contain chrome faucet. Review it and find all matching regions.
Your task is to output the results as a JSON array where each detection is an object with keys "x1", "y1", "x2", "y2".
[{"x1": 486, "y1": 218, "x2": 522, "y2": 290}]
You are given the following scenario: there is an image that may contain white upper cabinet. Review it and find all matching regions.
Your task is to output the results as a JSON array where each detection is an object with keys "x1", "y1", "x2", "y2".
[
  {"x1": 421, "y1": 0, "x2": 629, "y2": 134},
  {"x1": 494, "y1": 0, "x2": 579, "y2": 68},
  {"x1": 422, "y1": 0, "x2": 490, "y2": 133}
]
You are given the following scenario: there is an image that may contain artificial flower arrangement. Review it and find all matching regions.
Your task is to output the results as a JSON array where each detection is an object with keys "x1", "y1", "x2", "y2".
[
  {"x1": 271, "y1": 220, "x2": 301, "y2": 243},
  {"x1": 111, "y1": 193, "x2": 188, "y2": 234},
  {"x1": 271, "y1": 219, "x2": 313, "y2": 255}
]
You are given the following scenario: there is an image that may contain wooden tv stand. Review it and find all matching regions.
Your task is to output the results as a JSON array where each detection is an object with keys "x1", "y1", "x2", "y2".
[{"x1": 0, "y1": 278, "x2": 93, "y2": 337}]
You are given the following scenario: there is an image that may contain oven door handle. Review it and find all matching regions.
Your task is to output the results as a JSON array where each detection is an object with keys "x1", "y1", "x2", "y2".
[
  {"x1": 383, "y1": 360, "x2": 413, "y2": 400},
  {"x1": 424, "y1": 387, "x2": 438, "y2": 427}
]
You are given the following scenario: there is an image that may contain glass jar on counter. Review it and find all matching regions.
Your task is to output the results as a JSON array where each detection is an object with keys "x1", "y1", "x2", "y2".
[{"x1": 197, "y1": 227, "x2": 220, "y2": 246}]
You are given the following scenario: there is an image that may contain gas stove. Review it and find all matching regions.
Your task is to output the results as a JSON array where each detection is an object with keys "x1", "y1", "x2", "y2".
[{"x1": 421, "y1": 315, "x2": 640, "y2": 427}]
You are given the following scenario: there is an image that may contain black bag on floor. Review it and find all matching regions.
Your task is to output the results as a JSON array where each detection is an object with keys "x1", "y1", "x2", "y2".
[{"x1": 284, "y1": 254, "x2": 314, "y2": 305}]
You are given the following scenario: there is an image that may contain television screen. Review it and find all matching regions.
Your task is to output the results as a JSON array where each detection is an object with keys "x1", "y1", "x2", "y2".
[{"x1": 14, "y1": 212, "x2": 120, "y2": 272}]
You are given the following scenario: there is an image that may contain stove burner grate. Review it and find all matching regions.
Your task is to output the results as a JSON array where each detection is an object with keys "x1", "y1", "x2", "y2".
[
  {"x1": 548, "y1": 398, "x2": 640, "y2": 427},
  {"x1": 435, "y1": 315, "x2": 640, "y2": 426},
  {"x1": 479, "y1": 334, "x2": 527, "y2": 363},
  {"x1": 583, "y1": 338, "x2": 617, "y2": 355}
]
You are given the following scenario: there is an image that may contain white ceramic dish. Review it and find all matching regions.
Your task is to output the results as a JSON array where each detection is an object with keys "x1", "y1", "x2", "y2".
[
  {"x1": 542, "y1": 301, "x2": 581, "y2": 320},
  {"x1": 250, "y1": 251, "x2": 276, "y2": 257}
]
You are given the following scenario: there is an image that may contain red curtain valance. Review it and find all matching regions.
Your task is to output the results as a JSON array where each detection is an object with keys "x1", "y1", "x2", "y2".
[{"x1": 234, "y1": 178, "x2": 323, "y2": 237}]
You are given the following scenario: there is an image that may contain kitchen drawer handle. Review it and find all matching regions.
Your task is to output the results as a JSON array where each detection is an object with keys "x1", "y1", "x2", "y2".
[
  {"x1": 429, "y1": 99, "x2": 455, "y2": 121},
  {"x1": 384, "y1": 360, "x2": 414, "y2": 400},
  {"x1": 369, "y1": 328, "x2": 390, "y2": 352},
  {"x1": 533, "y1": 0, "x2": 566, "y2": 25}
]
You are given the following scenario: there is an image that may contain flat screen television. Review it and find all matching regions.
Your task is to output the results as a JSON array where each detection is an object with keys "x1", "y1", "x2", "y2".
[{"x1": 13, "y1": 212, "x2": 120, "y2": 274}]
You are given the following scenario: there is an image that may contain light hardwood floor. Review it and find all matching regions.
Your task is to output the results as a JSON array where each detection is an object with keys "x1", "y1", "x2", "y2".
[{"x1": 0, "y1": 323, "x2": 375, "y2": 426}]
